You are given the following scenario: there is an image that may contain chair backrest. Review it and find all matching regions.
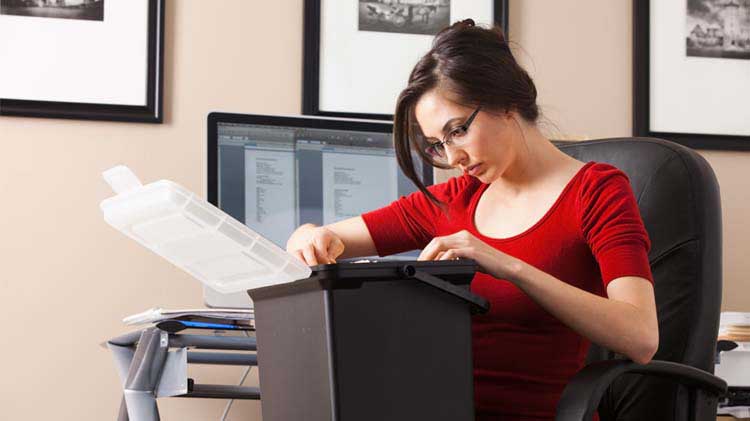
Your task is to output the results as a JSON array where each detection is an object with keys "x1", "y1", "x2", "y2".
[{"x1": 557, "y1": 137, "x2": 723, "y2": 420}]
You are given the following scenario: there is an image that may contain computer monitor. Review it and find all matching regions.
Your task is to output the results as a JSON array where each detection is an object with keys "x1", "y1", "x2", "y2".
[{"x1": 206, "y1": 112, "x2": 433, "y2": 308}]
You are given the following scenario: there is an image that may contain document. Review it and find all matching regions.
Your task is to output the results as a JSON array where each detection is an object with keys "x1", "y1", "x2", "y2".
[
  {"x1": 321, "y1": 150, "x2": 397, "y2": 224},
  {"x1": 244, "y1": 144, "x2": 297, "y2": 246}
]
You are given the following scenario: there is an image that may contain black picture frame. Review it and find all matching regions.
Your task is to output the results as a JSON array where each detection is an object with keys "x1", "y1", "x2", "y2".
[
  {"x1": 0, "y1": 0, "x2": 165, "y2": 124},
  {"x1": 633, "y1": 0, "x2": 750, "y2": 150},
  {"x1": 303, "y1": 0, "x2": 509, "y2": 121}
]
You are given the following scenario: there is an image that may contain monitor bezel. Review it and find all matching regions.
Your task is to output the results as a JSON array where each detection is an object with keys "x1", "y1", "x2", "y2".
[{"x1": 207, "y1": 111, "x2": 434, "y2": 206}]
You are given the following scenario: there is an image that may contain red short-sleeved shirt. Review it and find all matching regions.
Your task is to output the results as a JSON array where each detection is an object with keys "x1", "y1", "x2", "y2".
[{"x1": 361, "y1": 162, "x2": 653, "y2": 420}]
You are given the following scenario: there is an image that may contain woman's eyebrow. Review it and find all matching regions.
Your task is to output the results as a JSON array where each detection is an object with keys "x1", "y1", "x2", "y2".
[
  {"x1": 422, "y1": 116, "x2": 464, "y2": 142},
  {"x1": 441, "y1": 117, "x2": 463, "y2": 133}
]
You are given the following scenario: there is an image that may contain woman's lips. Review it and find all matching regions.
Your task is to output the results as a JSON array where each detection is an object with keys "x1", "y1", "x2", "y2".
[{"x1": 466, "y1": 164, "x2": 482, "y2": 176}]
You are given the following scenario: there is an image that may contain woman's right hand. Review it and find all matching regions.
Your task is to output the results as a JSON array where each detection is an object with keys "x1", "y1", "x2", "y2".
[{"x1": 286, "y1": 223, "x2": 346, "y2": 266}]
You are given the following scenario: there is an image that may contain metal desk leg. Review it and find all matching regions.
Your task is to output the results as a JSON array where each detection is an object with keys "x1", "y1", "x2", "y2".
[
  {"x1": 108, "y1": 335, "x2": 137, "y2": 421},
  {"x1": 122, "y1": 327, "x2": 169, "y2": 421},
  {"x1": 118, "y1": 395, "x2": 130, "y2": 421},
  {"x1": 107, "y1": 328, "x2": 259, "y2": 419}
]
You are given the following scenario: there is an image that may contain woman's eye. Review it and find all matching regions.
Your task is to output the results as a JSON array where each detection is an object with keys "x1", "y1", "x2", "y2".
[
  {"x1": 450, "y1": 127, "x2": 467, "y2": 138},
  {"x1": 427, "y1": 142, "x2": 442, "y2": 152}
]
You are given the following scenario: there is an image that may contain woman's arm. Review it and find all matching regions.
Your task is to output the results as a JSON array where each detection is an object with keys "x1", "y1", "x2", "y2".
[
  {"x1": 509, "y1": 265, "x2": 659, "y2": 365},
  {"x1": 286, "y1": 216, "x2": 378, "y2": 265},
  {"x1": 286, "y1": 173, "x2": 462, "y2": 265},
  {"x1": 419, "y1": 230, "x2": 659, "y2": 364}
]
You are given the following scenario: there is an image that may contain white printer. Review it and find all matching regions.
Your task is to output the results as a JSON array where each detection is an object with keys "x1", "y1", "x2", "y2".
[
  {"x1": 715, "y1": 312, "x2": 750, "y2": 386},
  {"x1": 715, "y1": 312, "x2": 750, "y2": 416},
  {"x1": 715, "y1": 341, "x2": 750, "y2": 387}
]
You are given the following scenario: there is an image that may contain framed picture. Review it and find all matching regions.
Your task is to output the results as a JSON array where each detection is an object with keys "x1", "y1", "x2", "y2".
[
  {"x1": 0, "y1": 0, "x2": 164, "y2": 123},
  {"x1": 634, "y1": 0, "x2": 750, "y2": 150},
  {"x1": 303, "y1": 0, "x2": 509, "y2": 121}
]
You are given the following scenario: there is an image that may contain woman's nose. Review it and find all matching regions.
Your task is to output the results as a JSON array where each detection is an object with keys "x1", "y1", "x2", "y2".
[{"x1": 445, "y1": 146, "x2": 468, "y2": 167}]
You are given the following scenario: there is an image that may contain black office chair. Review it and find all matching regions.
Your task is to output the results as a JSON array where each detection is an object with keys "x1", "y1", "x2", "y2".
[{"x1": 553, "y1": 138, "x2": 727, "y2": 420}]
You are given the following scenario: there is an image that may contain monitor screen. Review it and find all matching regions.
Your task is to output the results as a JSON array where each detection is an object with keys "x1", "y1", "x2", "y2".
[{"x1": 206, "y1": 112, "x2": 433, "y2": 307}]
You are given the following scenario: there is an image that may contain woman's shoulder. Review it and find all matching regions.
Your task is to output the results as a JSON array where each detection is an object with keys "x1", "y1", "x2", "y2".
[
  {"x1": 577, "y1": 161, "x2": 633, "y2": 191},
  {"x1": 427, "y1": 173, "x2": 482, "y2": 201},
  {"x1": 575, "y1": 161, "x2": 637, "y2": 211},
  {"x1": 580, "y1": 161, "x2": 629, "y2": 179}
]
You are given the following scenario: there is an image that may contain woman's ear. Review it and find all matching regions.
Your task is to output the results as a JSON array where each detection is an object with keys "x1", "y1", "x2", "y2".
[{"x1": 501, "y1": 109, "x2": 517, "y2": 124}]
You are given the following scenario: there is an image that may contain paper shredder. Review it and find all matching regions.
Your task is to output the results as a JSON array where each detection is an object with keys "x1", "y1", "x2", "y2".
[{"x1": 247, "y1": 259, "x2": 488, "y2": 421}]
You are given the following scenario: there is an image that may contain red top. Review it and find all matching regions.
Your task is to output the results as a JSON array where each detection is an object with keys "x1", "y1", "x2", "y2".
[{"x1": 361, "y1": 162, "x2": 653, "y2": 420}]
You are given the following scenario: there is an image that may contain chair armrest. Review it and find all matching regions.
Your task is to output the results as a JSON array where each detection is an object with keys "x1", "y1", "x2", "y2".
[{"x1": 555, "y1": 359, "x2": 727, "y2": 421}]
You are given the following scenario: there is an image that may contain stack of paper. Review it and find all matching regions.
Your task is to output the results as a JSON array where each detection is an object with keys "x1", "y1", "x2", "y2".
[
  {"x1": 719, "y1": 312, "x2": 750, "y2": 342},
  {"x1": 124, "y1": 307, "x2": 254, "y2": 326}
]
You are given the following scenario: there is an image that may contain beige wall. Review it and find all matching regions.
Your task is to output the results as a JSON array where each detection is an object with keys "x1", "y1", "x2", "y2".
[{"x1": 0, "y1": 1, "x2": 747, "y2": 419}]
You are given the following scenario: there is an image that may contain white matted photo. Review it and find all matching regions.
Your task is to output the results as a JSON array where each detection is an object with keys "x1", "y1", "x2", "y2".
[
  {"x1": 634, "y1": 0, "x2": 750, "y2": 150},
  {"x1": 303, "y1": 0, "x2": 508, "y2": 120},
  {"x1": 0, "y1": 0, "x2": 164, "y2": 122}
]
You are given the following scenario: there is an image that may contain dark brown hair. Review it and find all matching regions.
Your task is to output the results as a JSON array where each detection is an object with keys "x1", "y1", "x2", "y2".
[{"x1": 394, "y1": 19, "x2": 539, "y2": 205}]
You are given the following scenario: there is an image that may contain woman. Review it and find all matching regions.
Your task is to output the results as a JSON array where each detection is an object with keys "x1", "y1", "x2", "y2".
[{"x1": 286, "y1": 19, "x2": 658, "y2": 420}]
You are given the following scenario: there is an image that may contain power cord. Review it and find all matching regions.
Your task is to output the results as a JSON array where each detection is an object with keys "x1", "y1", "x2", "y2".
[{"x1": 219, "y1": 330, "x2": 254, "y2": 421}]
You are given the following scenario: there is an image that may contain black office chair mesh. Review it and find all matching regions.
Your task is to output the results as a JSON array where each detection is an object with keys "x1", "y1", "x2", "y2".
[{"x1": 553, "y1": 138, "x2": 727, "y2": 421}]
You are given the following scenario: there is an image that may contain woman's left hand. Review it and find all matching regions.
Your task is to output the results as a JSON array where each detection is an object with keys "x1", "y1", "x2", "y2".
[{"x1": 417, "y1": 230, "x2": 524, "y2": 282}]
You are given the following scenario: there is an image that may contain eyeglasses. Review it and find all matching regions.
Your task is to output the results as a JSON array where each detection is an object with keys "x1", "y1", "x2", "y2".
[{"x1": 422, "y1": 106, "x2": 481, "y2": 161}]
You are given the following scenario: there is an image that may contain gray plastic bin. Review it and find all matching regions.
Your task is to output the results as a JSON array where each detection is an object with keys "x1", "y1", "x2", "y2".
[{"x1": 247, "y1": 260, "x2": 489, "y2": 421}]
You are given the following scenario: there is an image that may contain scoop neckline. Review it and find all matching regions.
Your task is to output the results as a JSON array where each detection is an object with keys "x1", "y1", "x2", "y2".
[{"x1": 469, "y1": 161, "x2": 594, "y2": 243}]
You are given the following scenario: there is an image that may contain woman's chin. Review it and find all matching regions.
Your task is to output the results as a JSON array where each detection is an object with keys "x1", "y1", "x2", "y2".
[{"x1": 473, "y1": 167, "x2": 492, "y2": 183}]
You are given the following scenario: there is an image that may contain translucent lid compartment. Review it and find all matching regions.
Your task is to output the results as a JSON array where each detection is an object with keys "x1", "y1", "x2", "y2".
[{"x1": 100, "y1": 166, "x2": 311, "y2": 293}]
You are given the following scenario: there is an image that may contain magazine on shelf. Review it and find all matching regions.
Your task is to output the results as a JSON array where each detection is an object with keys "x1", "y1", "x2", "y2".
[{"x1": 124, "y1": 307, "x2": 254, "y2": 326}]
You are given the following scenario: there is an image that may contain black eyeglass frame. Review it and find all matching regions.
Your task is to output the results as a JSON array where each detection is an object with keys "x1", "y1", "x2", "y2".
[{"x1": 423, "y1": 106, "x2": 482, "y2": 159}]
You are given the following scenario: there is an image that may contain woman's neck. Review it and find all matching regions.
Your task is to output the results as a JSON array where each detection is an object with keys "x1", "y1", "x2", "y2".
[{"x1": 488, "y1": 122, "x2": 577, "y2": 196}]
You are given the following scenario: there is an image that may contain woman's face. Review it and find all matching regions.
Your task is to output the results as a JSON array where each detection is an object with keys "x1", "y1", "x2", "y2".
[{"x1": 414, "y1": 89, "x2": 518, "y2": 184}]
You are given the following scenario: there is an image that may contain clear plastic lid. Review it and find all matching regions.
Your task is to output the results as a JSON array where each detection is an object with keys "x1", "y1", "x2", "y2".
[{"x1": 99, "y1": 165, "x2": 312, "y2": 293}]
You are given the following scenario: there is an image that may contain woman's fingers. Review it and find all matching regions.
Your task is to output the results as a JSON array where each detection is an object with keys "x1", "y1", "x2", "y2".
[
  {"x1": 312, "y1": 236, "x2": 334, "y2": 264},
  {"x1": 439, "y1": 248, "x2": 474, "y2": 261},
  {"x1": 418, "y1": 237, "x2": 443, "y2": 261},
  {"x1": 328, "y1": 237, "x2": 345, "y2": 263},
  {"x1": 419, "y1": 234, "x2": 463, "y2": 260},
  {"x1": 438, "y1": 249, "x2": 454, "y2": 260},
  {"x1": 439, "y1": 249, "x2": 467, "y2": 260},
  {"x1": 424, "y1": 248, "x2": 464, "y2": 261},
  {"x1": 420, "y1": 237, "x2": 452, "y2": 261},
  {"x1": 292, "y1": 249, "x2": 306, "y2": 264},
  {"x1": 301, "y1": 244, "x2": 319, "y2": 266},
  {"x1": 289, "y1": 226, "x2": 347, "y2": 266}
]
